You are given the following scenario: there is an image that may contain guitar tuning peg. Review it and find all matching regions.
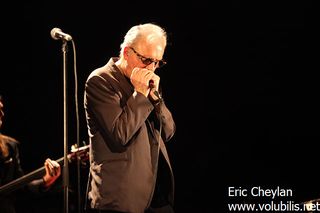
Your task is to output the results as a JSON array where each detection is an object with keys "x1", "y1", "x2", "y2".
[{"x1": 71, "y1": 144, "x2": 77, "y2": 152}]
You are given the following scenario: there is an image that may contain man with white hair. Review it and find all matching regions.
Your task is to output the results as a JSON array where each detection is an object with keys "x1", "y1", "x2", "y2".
[{"x1": 84, "y1": 23, "x2": 176, "y2": 213}]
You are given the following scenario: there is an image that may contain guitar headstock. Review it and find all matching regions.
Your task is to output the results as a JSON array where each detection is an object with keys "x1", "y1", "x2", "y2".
[{"x1": 68, "y1": 144, "x2": 90, "y2": 165}]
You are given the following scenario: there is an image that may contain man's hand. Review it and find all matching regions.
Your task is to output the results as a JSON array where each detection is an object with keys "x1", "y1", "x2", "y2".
[{"x1": 130, "y1": 68, "x2": 160, "y2": 97}]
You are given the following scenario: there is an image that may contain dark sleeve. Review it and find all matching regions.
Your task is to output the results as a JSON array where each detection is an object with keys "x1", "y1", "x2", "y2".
[
  {"x1": 11, "y1": 142, "x2": 24, "y2": 179},
  {"x1": 85, "y1": 75, "x2": 154, "y2": 148},
  {"x1": 155, "y1": 101, "x2": 176, "y2": 142},
  {"x1": 27, "y1": 178, "x2": 46, "y2": 193},
  {"x1": 12, "y1": 142, "x2": 47, "y2": 193},
  {"x1": 0, "y1": 141, "x2": 26, "y2": 196}
]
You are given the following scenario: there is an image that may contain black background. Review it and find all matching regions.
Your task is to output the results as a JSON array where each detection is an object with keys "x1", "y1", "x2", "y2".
[{"x1": 1, "y1": 1, "x2": 319, "y2": 212}]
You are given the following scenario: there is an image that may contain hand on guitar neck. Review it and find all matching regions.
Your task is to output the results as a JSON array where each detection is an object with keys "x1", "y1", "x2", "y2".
[
  {"x1": 42, "y1": 158, "x2": 61, "y2": 188},
  {"x1": 0, "y1": 144, "x2": 90, "y2": 195}
]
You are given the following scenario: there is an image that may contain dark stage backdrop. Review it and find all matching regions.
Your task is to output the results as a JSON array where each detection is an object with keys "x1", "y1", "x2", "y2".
[{"x1": 1, "y1": 1, "x2": 318, "y2": 212}]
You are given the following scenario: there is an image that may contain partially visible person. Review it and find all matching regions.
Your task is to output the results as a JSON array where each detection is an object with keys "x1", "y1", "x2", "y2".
[
  {"x1": 84, "y1": 23, "x2": 176, "y2": 213},
  {"x1": 0, "y1": 95, "x2": 61, "y2": 213}
]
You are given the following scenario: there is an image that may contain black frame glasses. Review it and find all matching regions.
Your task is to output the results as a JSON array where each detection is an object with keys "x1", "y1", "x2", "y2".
[{"x1": 129, "y1": 47, "x2": 166, "y2": 68}]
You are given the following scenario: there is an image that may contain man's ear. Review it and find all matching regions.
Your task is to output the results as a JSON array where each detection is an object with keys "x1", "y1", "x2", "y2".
[{"x1": 123, "y1": 46, "x2": 130, "y2": 60}]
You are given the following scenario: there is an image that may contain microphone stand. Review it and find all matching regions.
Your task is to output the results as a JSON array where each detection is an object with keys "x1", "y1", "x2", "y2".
[{"x1": 61, "y1": 40, "x2": 70, "y2": 213}]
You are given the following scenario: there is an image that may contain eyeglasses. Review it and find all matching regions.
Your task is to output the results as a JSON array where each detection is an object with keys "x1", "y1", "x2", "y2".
[{"x1": 129, "y1": 47, "x2": 166, "y2": 68}]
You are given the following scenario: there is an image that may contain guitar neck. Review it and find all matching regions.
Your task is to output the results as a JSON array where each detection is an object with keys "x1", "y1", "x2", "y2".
[
  {"x1": 0, "y1": 144, "x2": 89, "y2": 196},
  {"x1": 0, "y1": 157, "x2": 64, "y2": 195}
]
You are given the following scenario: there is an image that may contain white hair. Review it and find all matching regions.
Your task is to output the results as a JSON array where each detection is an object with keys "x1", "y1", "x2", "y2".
[{"x1": 119, "y1": 23, "x2": 167, "y2": 56}]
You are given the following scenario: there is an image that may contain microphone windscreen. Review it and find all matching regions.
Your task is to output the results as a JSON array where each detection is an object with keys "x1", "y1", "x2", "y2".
[{"x1": 50, "y1": 28, "x2": 62, "y2": 40}]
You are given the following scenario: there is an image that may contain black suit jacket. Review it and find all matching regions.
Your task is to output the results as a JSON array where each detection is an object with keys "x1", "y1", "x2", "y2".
[{"x1": 84, "y1": 58, "x2": 176, "y2": 213}]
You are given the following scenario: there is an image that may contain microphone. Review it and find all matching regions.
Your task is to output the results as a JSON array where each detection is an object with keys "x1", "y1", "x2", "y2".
[
  {"x1": 50, "y1": 28, "x2": 72, "y2": 41},
  {"x1": 149, "y1": 80, "x2": 162, "y2": 100},
  {"x1": 149, "y1": 80, "x2": 155, "y2": 89}
]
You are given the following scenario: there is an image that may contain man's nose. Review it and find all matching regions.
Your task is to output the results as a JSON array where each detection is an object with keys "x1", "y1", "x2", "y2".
[{"x1": 145, "y1": 62, "x2": 157, "y2": 71}]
